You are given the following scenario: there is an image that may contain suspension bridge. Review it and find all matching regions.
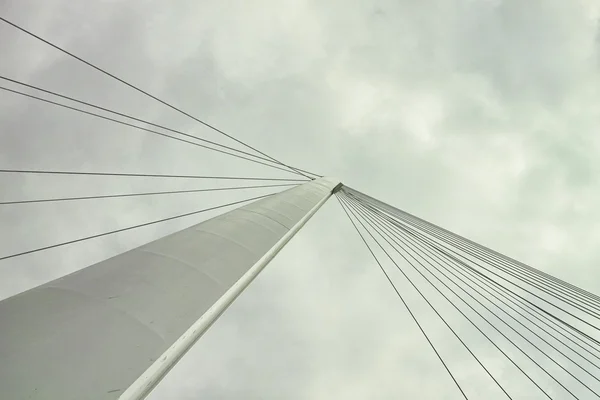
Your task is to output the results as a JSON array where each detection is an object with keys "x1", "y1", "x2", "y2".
[{"x1": 1, "y1": 14, "x2": 599, "y2": 400}]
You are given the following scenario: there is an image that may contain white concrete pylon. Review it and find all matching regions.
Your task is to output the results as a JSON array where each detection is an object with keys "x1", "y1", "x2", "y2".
[{"x1": 0, "y1": 177, "x2": 341, "y2": 400}]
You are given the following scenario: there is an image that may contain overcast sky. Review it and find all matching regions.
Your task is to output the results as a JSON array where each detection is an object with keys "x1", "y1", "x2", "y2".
[{"x1": 2, "y1": 0, "x2": 600, "y2": 399}]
